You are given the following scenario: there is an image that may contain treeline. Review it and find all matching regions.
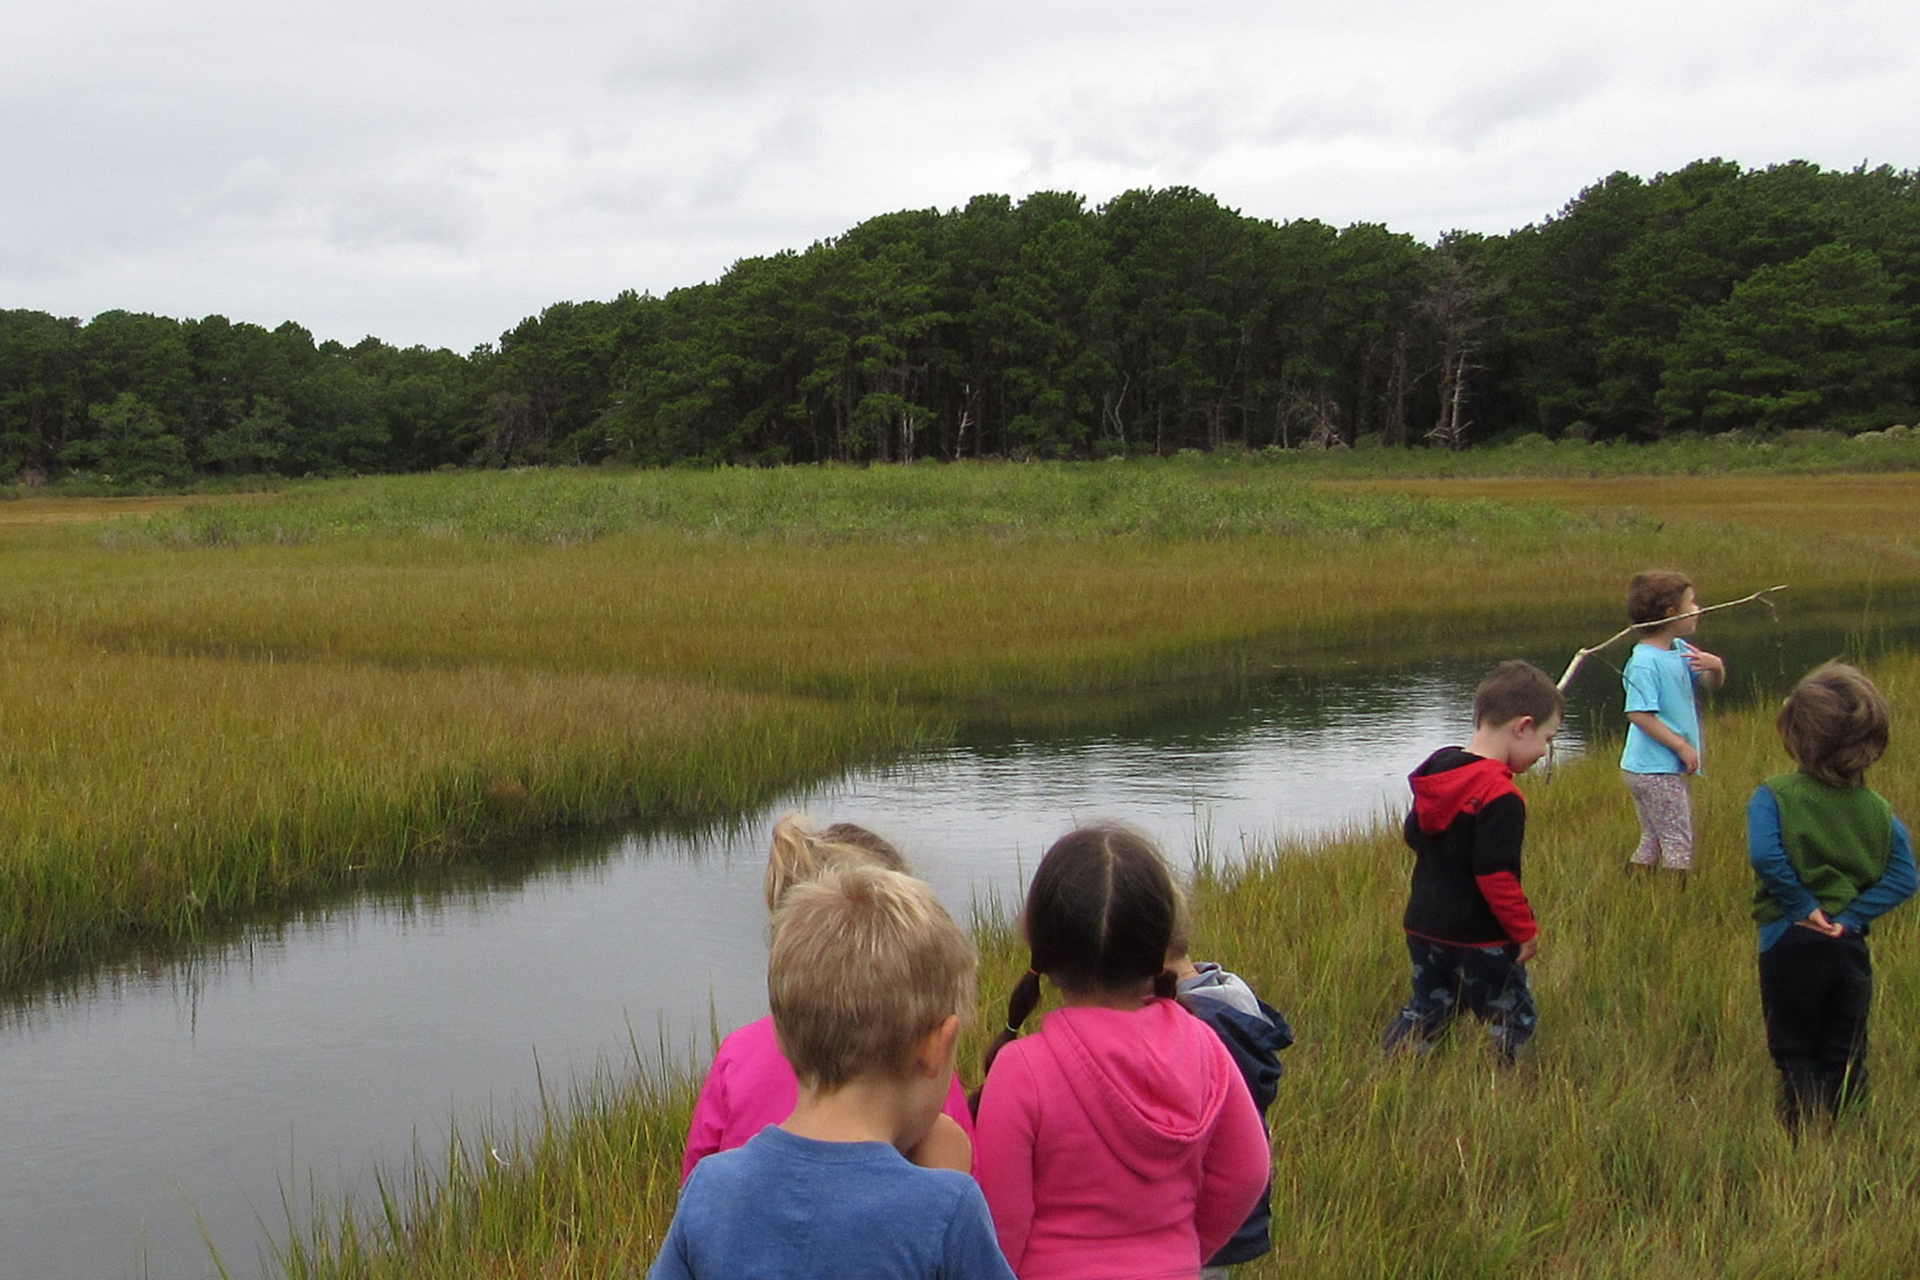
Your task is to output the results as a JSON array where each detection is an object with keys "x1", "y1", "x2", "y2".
[{"x1": 4, "y1": 158, "x2": 1918, "y2": 482}]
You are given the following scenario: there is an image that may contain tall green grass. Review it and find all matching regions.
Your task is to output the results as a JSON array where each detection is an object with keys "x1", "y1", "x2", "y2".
[
  {"x1": 111, "y1": 459, "x2": 1584, "y2": 548},
  {"x1": 1243, "y1": 427, "x2": 1920, "y2": 480},
  {"x1": 1180, "y1": 652, "x2": 1920, "y2": 1279},
  {"x1": 0, "y1": 637, "x2": 927, "y2": 985},
  {"x1": 2, "y1": 463, "x2": 1916, "y2": 986},
  {"x1": 276, "y1": 650, "x2": 1920, "y2": 1279}
]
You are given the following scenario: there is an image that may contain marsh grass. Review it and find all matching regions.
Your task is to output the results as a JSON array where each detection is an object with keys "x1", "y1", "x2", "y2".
[
  {"x1": 4, "y1": 464, "x2": 1920, "y2": 984},
  {"x1": 278, "y1": 651, "x2": 1920, "y2": 1279},
  {"x1": 0, "y1": 635, "x2": 925, "y2": 984},
  {"x1": 1258, "y1": 429, "x2": 1920, "y2": 481},
  {"x1": 113, "y1": 462, "x2": 1582, "y2": 548},
  {"x1": 1327, "y1": 472, "x2": 1920, "y2": 554}
]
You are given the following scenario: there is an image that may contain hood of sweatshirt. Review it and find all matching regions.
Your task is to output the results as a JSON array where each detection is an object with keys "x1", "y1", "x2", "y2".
[
  {"x1": 1038, "y1": 998, "x2": 1233, "y2": 1165},
  {"x1": 1409, "y1": 749, "x2": 1515, "y2": 834}
]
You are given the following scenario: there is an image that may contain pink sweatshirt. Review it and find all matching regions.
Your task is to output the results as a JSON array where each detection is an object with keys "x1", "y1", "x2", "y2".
[
  {"x1": 680, "y1": 1015, "x2": 977, "y2": 1182},
  {"x1": 975, "y1": 998, "x2": 1270, "y2": 1280}
]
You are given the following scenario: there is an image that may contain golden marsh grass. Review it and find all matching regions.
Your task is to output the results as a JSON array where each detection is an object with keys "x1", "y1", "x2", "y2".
[
  {"x1": 0, "y1": 636, "x2": 924, "y2": 982},
  {"x1": 3, "y1": 462, "x2": 1917, "y2": 986}
]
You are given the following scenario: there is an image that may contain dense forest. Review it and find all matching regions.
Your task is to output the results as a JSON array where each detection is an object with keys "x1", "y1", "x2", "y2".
[{"x1": 3, "y1": 158, "x2": 1917, "y2": 483}]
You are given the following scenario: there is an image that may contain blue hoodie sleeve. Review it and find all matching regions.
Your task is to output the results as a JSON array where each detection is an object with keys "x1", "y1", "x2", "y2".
[
  {"x1": 1749, "y1": 785, "x2": 1820, "y2": 927},
  {"x1": 1835, "y1": 816, "x2": 1918, "y2": 936}
]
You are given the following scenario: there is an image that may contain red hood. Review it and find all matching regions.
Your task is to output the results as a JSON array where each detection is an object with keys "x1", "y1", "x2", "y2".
[{"x1": 1410, "y1": 753, "x2": 1516, "y2": 834}]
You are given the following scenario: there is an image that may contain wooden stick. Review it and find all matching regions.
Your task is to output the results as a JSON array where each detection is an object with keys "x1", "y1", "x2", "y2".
[{"x1": 1556, "y1": 584, "x2": 1789, "y2": 691}]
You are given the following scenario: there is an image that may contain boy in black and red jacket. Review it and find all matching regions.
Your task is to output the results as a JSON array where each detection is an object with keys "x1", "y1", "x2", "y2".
[{"x1": 1384, "y1": 660, "x2": 1564, "y2": 1064}]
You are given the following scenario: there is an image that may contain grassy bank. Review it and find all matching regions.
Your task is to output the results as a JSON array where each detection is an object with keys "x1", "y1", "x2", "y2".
[
  {"x1": 2, "y1": 459, "x2": 1917, "y2": 987},
  {"x1": 0, "y1": 635, "x2": 925, "y2": 982},
  {"x1": 275, "y1": 649, "x2": 1920, "y2": 1279}
]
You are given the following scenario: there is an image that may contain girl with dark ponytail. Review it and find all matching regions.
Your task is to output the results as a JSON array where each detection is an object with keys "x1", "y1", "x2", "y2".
[{"x1": 974, "y1": 824, "x2": 1269, "y2": 1279}]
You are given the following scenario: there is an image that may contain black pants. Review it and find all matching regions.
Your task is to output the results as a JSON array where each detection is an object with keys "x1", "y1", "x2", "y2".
[{"x1": 1758, "y1": 928, "x2": 1874, "y2": 1132}]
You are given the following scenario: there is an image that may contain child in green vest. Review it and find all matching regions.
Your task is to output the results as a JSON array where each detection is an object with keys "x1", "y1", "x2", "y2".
[{"x1": 1749, "y1": 663, "x2": 1917, "y2": 1135}]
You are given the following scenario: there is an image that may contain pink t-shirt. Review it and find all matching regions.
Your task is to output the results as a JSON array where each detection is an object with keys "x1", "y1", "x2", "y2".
[
  {"x1": 681, "y1": 1014, "x2": 978, "y2": 1182},
  {"x1": 975, "y1": 998, "x2": 1270, "y2": 1280}
]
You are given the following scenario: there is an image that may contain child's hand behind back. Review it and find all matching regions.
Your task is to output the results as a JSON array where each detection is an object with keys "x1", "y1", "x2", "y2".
[{"x1": 1796, "y1": 909, "x2": 1845, "y2": 938}]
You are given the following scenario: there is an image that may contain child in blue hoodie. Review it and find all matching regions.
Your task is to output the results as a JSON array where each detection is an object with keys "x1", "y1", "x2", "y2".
[{"x1": 1167, "y1": 899, "x2": 1293, "y2": 1279}]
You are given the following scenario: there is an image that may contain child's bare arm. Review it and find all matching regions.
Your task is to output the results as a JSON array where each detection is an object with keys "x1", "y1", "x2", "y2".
[
  {"x1": 1627, "y1": 711, "x2": 1700, "y2": 773},
  {"x1": 906, "y1": 1113, "x2": 972, "y2": 1173},
  {"x1": 1688, "y1": 646, "x2": 1727, "y2": 690}
]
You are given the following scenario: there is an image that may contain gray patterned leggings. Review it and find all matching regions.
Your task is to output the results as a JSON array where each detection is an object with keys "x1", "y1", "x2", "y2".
[{"x1": 1623, "y1": 770, "x2": 1694, "y2": 870}]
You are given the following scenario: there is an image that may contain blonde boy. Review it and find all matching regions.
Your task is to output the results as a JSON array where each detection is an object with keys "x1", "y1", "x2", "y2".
[{"x1": 649, "y1": 865, "x2": 1015, "y2": 1280}]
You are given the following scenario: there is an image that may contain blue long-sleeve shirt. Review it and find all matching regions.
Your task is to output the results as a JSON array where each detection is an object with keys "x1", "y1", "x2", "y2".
[{"x1": 1748, "y1": 785, "x2": 1917, "y2": 952}]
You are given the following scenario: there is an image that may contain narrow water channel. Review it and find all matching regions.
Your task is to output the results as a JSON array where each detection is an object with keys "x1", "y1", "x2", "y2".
[{"x1": 0, "y1": 604, "x2": 1903, "y2": 1279}]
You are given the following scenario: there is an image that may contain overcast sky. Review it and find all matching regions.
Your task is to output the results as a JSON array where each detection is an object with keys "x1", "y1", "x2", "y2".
[{"x1": 5, "y1": 0, "x2": 1915, "y2": 353}]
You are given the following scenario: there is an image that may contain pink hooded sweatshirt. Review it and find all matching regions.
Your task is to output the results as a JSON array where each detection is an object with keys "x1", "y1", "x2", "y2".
[
  {"x1": 680, "y1": 1015, "x2": 977, "y2": 1182},
  {"x1": 975, "y1": 998, "x2": 1270, "y2": 1280}
]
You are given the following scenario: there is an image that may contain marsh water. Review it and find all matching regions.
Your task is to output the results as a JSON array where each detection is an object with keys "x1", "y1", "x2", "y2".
[{"x1": 1, "y1": 599, "x2": 1912, "y2": 1279}]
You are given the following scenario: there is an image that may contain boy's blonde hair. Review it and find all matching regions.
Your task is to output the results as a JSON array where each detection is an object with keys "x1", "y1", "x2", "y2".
[
  {"x1": 763, "y1": 814, "x2": 906, "y2": 915},
  {"x1": 1628, "y1": 569, "x2": 1695, "y2": 631},
  {"x1": 1778, "y1": 663, "x2": 1891, "y2": 788},
  {"x1": 769, "y1": 864, "x2": 977, "y2": 1089}
]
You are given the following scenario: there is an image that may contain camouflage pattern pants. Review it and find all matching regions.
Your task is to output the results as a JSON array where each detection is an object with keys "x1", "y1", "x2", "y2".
[{"x1": 1384, "y1": 934, "x2": 1537, "y2": 1064}]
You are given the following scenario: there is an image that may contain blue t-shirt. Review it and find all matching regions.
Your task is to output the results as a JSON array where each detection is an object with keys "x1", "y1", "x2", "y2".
[
  {"x1": 648, "y1": 1125, "x2": 1016, "y2": 1280},
  {"x1": 1619, "y1": 638, "x2": 1702, "y2": 774}
]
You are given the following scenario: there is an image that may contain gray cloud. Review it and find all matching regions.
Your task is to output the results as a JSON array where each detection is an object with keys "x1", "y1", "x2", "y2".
[
  {"x1": 581, "y1": 173, "x2": 672, "y2": 217},
  {"x1": 1427, "y1": 54, "x2": 1616, "y2": 150},
  {"x1": 606, "y1": 0, "x2": 941, "y2": 94},
  {"x1": 196, "y1": 158, "x2": 296, "y2": 222},
  {"x1": 1035, "y1": 80, "x2": 1252, "y2": 175},
  {"x1": 325, "y1": 177, "x2": 486, "y2": 252},
  {"x1": 1264, "y1": 86, "x2": 1405, "y2": 145},
  {"x1": 692, "y1": 111, "x2": 825, "y2": 209}
]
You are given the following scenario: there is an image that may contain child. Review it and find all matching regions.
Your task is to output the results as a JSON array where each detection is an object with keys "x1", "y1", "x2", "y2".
[
  {"x1": 1167, "y1": 896, "x2": 1293, "y2": 1279},
  {"x1": 1384, "y1": 660, "x2": 1563, "y2": 1064},
  {"x1": 649, "y1": 865, "x2": 1016, "y2": 1280},
  {"x1": 1620, "y1": 569, "x2": 1727, "y2": 876},
  {"x1": 1749, "y1": 662, "x2": 1916, "y2": 1134},
  {"x1": 973, "y1": 824, "x2": 1270, "y2": 1279},
  {"x1": 680, "y1": 816, "x2": 975, "y2": 1181}
]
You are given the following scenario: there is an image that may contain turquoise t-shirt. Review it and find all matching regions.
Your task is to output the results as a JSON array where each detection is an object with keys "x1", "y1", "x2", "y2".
[{"x1": 1619, "y1": 638, "x2": 1701, "y2": 775}]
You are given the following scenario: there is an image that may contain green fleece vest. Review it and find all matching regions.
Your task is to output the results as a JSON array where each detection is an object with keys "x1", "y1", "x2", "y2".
[{"x1": 1751, "y1": 771, "x2": 1893, "y2": 925}]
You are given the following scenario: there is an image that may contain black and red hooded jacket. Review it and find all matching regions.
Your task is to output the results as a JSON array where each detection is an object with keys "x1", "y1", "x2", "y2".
[{"x1": 1401, "y1": 747, "x2": 1538, "y2": 947}]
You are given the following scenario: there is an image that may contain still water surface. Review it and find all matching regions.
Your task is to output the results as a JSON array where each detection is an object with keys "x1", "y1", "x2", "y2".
[{"x1": 0, "y1": 607, "x2": 1904, "y2": 1279}]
